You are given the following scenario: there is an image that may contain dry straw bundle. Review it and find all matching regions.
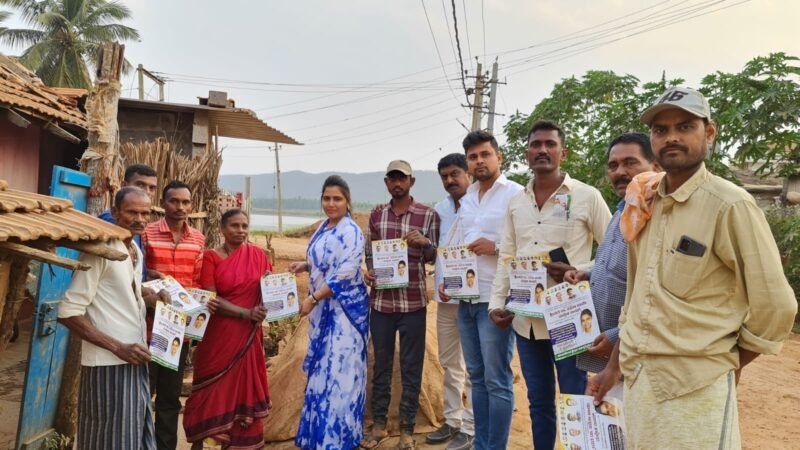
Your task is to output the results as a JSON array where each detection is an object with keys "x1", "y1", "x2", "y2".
[{"x1": 117, "y1": 139, "x2": 222, "y2": 247}]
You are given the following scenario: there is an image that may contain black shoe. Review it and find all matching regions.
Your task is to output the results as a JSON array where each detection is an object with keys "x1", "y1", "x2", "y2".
[
  {"x1": 445, "y1": 432, "x2": 474, "y2": 450},
  {"x1": 426, "y1": 423, "x2": 459, "y2": 444}
]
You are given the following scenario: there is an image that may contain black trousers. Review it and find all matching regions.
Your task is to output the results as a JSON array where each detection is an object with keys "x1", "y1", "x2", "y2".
[
  {"x1": 149, "y1": 343, "x2": 189, "y2": 450},
  {"x1": 369, "y1": 307, "x2": 427, "y2": 435}
]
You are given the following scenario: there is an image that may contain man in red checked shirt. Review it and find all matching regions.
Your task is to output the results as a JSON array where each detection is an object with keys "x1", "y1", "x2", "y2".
[{"x1": 141, "y1": 180, "x2": 205, "y2": 450}]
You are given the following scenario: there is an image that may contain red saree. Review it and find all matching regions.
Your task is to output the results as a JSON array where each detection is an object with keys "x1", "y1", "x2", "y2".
[{"x1": 183, "y1": 244, "x2": 271, "y2": 449}]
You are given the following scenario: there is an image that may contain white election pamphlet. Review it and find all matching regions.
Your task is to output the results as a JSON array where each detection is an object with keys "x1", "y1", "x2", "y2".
[
  {"x1": 504, "y1": 254, "x2": 551, "y2": 318},
  {"x1": 543, "y1": 281, "x2": 600, "y2": 360},
  {"x1": 143, "y1": 276, "x2": 204, "y2": 315},
  {"x1": 184, "y1": 288, "x2": 214, "y2": 341},
  {"x1": 150, "y1": 301, "x2": 187, "y2": 371},
  {"x1": 557, "y1": 394, "x2": 625, "y2": 450},
  {"x1": 438, "y1": 244, "x2": 479, "y2": 301},
  {"x1": 371, "y1": 238, "x2": 410, "y2": 289},
  {"x1": 261, "y1": 272, "x2": 299, "y2": 322}
]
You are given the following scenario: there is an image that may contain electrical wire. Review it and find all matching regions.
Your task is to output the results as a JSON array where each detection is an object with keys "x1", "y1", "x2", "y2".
[
  {"x1": 460, "y1": 0, "x2": 473, "y2": 62},
  {"x1": 421, "y1": 0, "x2": 463, "y2": 106},
  {"x1": 450, "y1": 0, "x2": 469, "y2": 100}
]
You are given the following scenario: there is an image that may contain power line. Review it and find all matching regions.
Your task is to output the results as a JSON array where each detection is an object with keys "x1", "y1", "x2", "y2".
[
  {"x1": 284, "y1": 90, "x2": 454, "y2": 133},
  {"x1": 501, "y1": 0, "x2": 748, "y2": 75},
  {"x1": 450, "y1": 0, "x2": 469, "y2": 99},
  {"x1": 421, "y1": 0, "x2": 462, "y2": 105},
  {"x1": 460, "y1": 0, "x2": 473, "y2": 62}
]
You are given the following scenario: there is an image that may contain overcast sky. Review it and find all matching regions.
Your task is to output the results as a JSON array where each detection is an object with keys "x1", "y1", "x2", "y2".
[{"x1": 3, "y1": 0, "x2": 799, "y2": 175}]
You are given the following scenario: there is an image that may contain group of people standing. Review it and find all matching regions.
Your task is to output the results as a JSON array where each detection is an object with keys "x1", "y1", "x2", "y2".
[{"x1": 56, "y1": 85, "x2": 796, "y2": 450}]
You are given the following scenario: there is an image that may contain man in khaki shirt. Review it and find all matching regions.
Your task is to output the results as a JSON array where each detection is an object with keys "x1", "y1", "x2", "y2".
[{"x1": 588, "y1": 87, "x2": 797, "y2": 449}]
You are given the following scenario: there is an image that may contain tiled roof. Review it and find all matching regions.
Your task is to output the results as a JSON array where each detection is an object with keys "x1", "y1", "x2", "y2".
[
  {"x1": 0, "y1": 55, "x2": 88, "y2": 129},
  {"x1": 0, "y1": 180, "x2": 130, "y2": 243}
]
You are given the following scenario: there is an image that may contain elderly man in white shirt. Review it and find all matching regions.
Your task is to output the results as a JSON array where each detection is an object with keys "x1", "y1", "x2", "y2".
[
  {"x1": 489, "y1": 120, "x2": 611, "y2": 450},
  {"x1": 58, "y1": 186, "x2": 156, "y2": 450},
  {"x1": 426, "y1": 153, "x2": 475, "y2": 450},
  {"x1": 439, "y1": 131, "x2": 523, "y2": 450}
]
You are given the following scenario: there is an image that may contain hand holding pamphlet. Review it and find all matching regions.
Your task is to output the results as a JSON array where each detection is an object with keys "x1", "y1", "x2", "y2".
[
  {"x1": 260, "y1": 272, "x2": 299, "y2": 322},
  {"x1": 150, "y1": 301, "x2": 187, "y2": 371},
  {"x1": 143, "y1": 276, "x2": 204, "y2": 314},
  {"x1": 438, "y1": 244, "x2": 479, "y2": 301},
  {"x1": 557, "y1": 394, "x2": 625, "y2": 450},
  {"x1": 184, "y1": 288, "x2": 214, "y2": 341},
  {"x1": 371, "y1": 238, "x2": 410, "y2": 289},
  {"x1": 505, "y1": 254, "x2": 551, "y2": 318},
  {"x1": 543, "y1": 281, "x2": 600, "y2": 360}
]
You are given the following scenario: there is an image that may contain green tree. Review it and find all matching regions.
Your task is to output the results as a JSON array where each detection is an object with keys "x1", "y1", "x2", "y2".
[
  {"x1": 502, "y1": 70, "x2": 683, "y2": 206},
  {"x1": 700, "y1": 53, "x2": 800, "y2": 193},
  {"x1": 0, "y1": 0, "x2": 139, "y2": 89}
]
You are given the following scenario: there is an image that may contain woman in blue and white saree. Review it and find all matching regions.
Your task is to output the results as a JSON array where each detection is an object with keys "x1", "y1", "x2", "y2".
[{"x1": 290, "y1": 175, "x2": 369, "y2": 450}]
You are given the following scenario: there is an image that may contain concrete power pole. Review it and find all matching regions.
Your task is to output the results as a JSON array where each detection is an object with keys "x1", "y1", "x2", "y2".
[
  {"x1": 137, "y1": 64, "x2": 166, "y2": 101},
  {"x1": 487, "y1": 59, "x2": 499, "y2": 133},
  {"x1": 243, "y1": 176, "x2": 251, "y2": 216},
  {"x1": 273, "y1": 143, "x2": 283, "y2": 233},
  {"x1": 470, "y1": 62, "x2": 484, "y2": 131}
]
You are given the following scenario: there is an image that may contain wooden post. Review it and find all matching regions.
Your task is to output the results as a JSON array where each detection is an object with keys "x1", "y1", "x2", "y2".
[
  {"x1": 57, "y1": 41, "x2": 126, "y2": 439},
  {"x1": 274, "y1": 143, "x2": 283, "y2": 234}
]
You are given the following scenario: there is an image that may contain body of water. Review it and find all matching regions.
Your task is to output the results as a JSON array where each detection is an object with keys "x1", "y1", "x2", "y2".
[{"x1": 249, "y1": 213, "x2": 322, "y2": 231}]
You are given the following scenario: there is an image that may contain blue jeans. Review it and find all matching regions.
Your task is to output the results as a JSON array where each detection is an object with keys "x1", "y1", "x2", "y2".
[
  {"x1": 457, "y1": 302, "x2": 514, "y2": 450},
  {"x1": 516, "y1": 332, "x2": 587, "y2": 449}
]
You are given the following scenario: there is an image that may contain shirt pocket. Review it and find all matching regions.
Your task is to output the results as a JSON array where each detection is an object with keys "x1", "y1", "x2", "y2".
[{"x1": 660, "y1": 249, "x2": 706, "y2": 298}]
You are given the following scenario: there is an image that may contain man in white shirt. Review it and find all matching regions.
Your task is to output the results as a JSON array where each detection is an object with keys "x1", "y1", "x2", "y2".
[
  {"x1": 439, "y1": 131, "x2": 523, "y2": 450},
  {"x1": 427, "y1": 153, "x2": 474, "y2": 450},
  {"x1": 58, "y1": 186, "x2": 155, "y2": 450},
  {"x1": 489, "y1": 120, "x2": 611, "y2": 449}
]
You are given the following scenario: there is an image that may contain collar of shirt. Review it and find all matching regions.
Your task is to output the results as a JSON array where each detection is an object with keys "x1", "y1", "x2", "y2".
[
  {"x1": 658, "y1": 163, "x2": 709, "y2": 203},
  {"x1": 156, "y1": 217, "x2": 191, "y2": 238},
  {"x1": 525, "y1": 172, "x2": 575, "y2": 194},
  {"x1": 466, "y1": 173, "x2": 513, "y2": 198}
]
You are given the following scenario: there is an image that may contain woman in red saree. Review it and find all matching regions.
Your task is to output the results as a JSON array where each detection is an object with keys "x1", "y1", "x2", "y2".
[{"x1": 184, "y1": 209, "x2": 271, "y2": 449}]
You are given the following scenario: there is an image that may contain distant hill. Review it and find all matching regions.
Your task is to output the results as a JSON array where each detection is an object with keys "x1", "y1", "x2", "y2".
[{"x1": 219, "y1": 170, "x2": 445, "y2": 205}]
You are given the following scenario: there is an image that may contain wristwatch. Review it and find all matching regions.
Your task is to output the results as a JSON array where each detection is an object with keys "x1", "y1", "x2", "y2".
[{"x1": 494, "y1": 243, "x2": 500, "y2": 256}]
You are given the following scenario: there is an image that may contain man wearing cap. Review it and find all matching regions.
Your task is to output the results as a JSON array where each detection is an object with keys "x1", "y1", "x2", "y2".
[
  {"x1": 587, "y1": 87, "x2": 797, "y2": 449},
  {"x1": 362, "y1": 160, "x2": 440, "y2": 450}
]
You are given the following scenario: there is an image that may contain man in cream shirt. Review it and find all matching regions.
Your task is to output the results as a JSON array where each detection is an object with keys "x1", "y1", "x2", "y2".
[
  {"x1": 489, "y1": 120, "x2": 610, "y2": 450},
  {"x1": 58, "y1": 186, "x2": 155, "y2": 450}
]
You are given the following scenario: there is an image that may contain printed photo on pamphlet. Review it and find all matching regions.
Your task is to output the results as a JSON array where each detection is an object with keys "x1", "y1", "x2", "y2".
[
  {"x1": 543, "y1": 281, "x2": 599, "y2": 360},
  {"x1": 143, "y1": 276, "x2": 204, "y2": 315},
  {"x1": 150, "y1": 301, "x2": 187, "y2": 371},
  {"x1": 438, "y1": 244, "x2": 480, "y2": 301},
  {"x1": 505, "y1": 254, "x2": 551, "y2": 318},
  {"x1": 260, "y1": 272, "x2": 300, "y2": 322},
  {"x1": 184, "y1": 288, "x2": 214, "y2": 341},
  {"x1": 371, "y1": 238, "x2": 410, "y2": 289},
  {"x1": 557, "y1": 394, "x2": 625, "y2": 450}
]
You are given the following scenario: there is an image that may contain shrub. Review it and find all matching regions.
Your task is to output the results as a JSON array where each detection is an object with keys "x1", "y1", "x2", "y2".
[{"x1": 764, "y1": 206, "x2": 800, "y2": 324}]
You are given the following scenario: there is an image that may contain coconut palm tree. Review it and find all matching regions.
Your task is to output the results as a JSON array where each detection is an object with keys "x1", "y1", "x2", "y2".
[{"x1": 0, "y1": 0, "x2": 139, "y2": 88}]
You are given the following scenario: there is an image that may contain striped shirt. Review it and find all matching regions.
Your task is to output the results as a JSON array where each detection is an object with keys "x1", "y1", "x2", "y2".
[
  {"x1": 577, "y1": 201, "x2": 627, "y2": 373},
  {"x1": 365, "y1": 199, "x2": 440, "y2": 313},
  {"x1": 141, "y1": 218, "x2": 205, "y2": 289}
]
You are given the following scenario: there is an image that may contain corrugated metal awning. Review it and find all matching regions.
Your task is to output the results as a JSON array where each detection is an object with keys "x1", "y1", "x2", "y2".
[{"x1": 118, "y1": 98, "x2": 301, "y2": 145}]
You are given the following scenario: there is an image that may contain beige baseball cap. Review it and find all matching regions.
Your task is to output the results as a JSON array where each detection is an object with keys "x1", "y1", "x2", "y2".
[
  {"x1": 385, "y1": 160, "x2": 412, "y2": 176},
  {"x1": 640, "y1": 86, "x2": 711, "y2": 125}
]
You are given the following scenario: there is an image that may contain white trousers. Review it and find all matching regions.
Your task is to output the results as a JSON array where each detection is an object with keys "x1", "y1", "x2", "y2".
[{"x1": 436, "y1": 302, "x2": 474, "y2": 435}]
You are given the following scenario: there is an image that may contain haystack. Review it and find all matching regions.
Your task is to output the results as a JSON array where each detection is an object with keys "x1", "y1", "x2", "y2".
[
  {"x1": 264, "y1": 304, "x2": 447, "y2": 441},
  {"x1": 117, "y1": 138, "x2": 223, "y2": 247}
]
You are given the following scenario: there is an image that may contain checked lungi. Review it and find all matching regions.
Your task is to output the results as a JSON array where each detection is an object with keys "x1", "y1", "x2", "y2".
[{"x1": 78, "y1": 363, "x2": 156, "y2": 450}]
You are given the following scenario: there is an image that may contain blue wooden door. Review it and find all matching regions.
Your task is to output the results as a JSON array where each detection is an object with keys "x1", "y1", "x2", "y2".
[{"x1": 16, "y1": 166, "x2": 92, "y2": 449}]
